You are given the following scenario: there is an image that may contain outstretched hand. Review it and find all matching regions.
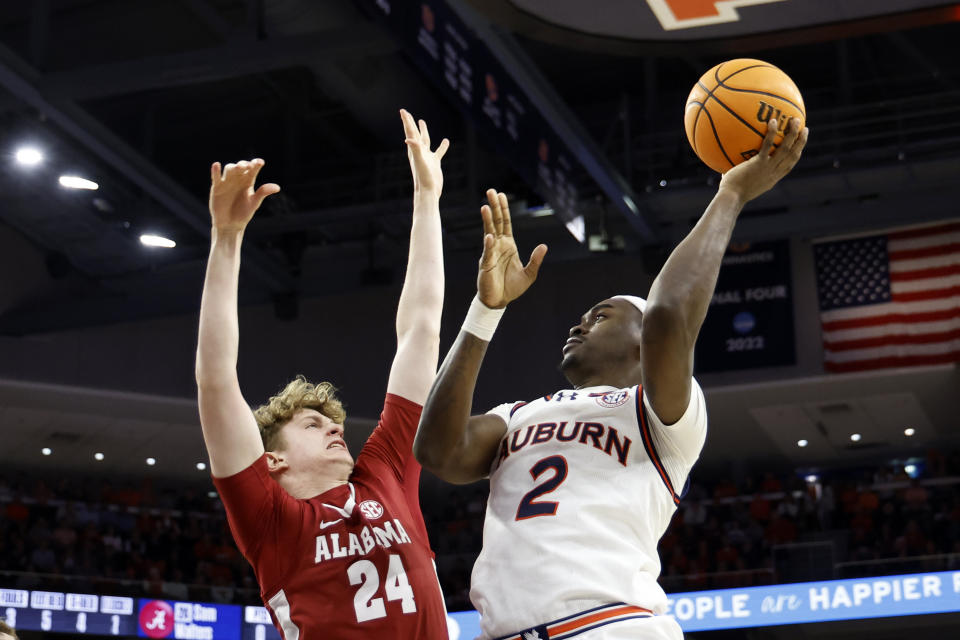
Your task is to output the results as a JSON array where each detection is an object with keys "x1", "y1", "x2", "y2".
[
  {"x1": 208, "y1": 158, "x2": 280, "y2": 232},
  {"x1": 401, "y1": 108, "x2": 450, "y2": 196},
  {"x1": 719, "y1": 117, "x2": 808, "y2": 205},
  {"x1": 477, "y1": 189, "x2": 548, "y2": 309}
]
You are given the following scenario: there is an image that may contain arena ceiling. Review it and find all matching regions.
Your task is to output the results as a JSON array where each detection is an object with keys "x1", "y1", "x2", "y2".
[
  {"x1": 0, "y1": 0, "x2": 957, "y2": 479},
  {"x1": 0, "y1": 0, "x2": 958, "y2": 333}
]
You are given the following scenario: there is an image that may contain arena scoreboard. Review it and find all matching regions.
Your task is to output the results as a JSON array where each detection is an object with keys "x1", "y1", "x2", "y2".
[
  {"x1": 0, "y1": 589, "x2": 280, "y2": 640},
  {"x1": 360, "y1": 0, "x2": 584, "y2": 239}
]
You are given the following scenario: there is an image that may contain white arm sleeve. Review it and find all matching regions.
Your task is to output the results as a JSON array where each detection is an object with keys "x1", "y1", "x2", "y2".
[{"x1": 642, "y1": 378, "x2": 708, "y2": 493}]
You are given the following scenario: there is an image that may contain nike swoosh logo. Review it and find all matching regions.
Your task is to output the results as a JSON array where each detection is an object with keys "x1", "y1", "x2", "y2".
[{"x1": 319, "y1": 519, "x2": 343, "y2": 530}]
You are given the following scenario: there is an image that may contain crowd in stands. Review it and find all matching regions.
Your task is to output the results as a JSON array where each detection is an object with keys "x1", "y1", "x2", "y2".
[
  {"x1": 0, "y1": 476, "x2": 256, "y2": 604},
  {"x1": 1, "y1": 449, "x2": 959, "y2": 612}
]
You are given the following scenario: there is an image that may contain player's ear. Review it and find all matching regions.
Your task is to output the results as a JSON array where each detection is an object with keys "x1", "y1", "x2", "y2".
[{"x1": 265, "y1": 451, "x2": 288, "y2": 474}]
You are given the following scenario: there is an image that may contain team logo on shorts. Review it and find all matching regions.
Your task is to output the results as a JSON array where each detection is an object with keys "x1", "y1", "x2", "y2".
[
  {"x1": 359, "y1": 500, "x2": 384, "y2": 519},
  {"x1": 595, "y1": 390, "x2": 630, "y2": 408}
]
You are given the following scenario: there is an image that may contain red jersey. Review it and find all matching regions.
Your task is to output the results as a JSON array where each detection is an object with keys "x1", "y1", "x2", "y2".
[{"x1": 213, "y1": 394, "x2": 448, "y2": 640}]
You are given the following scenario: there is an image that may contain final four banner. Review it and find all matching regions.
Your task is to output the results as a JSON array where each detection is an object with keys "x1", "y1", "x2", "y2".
[{"x1": 695, "y1": 239, "x2": 795, "y2": 372}]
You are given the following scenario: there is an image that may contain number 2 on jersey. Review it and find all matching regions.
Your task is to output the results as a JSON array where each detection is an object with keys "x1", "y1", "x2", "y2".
[
  {"x1": 515, "y1": 455, "x2": 568, "y2": 520},
  {"x1": 347, "y1": 554, "x2": 416, "y2": 622}
]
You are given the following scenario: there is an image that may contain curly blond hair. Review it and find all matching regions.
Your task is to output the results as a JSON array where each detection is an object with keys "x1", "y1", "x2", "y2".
[
  {"x1": 0, "y1": 620, "x2": 18, "y2": 640},
  {"x1": 254, "y1": 376, "x2": 346, "y2": 451}
]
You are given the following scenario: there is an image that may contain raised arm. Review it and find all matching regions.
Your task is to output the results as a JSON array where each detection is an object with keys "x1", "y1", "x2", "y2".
[
  {"x1": 196, "y1": 159, "x2": 280, "y2": 478},
  {"x1": 415, "y1": 190, "x2": 547, "y2": 483},
  {"x1": 385, "y1": 110, "x2": 450, "y2": 404},
  {"x1": 641, "y1": 118, "x2": 808, "y2": 423}
]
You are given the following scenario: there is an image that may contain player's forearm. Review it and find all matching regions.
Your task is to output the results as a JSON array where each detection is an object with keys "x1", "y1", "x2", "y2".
[
  {"x1": 414, "y1": 331, "x2": 488, "y2": 472},
  {"x1": 395, "y1": 191, "x2": 444, "y2": 342},
  {"x1": 645, "y1": 188, "x2": 743, "y2": 341},
  {"x1": 195, "y1": 229, "x2": 245, "y2": 387}
]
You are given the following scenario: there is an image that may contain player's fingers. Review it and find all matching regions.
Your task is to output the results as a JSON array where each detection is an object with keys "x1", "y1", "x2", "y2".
[
  {"x1": 487, "y1": 188, "x2": 503, "y2": 236},
  {"x1": 436, "y1": 138, "x2": 450, "y2": 160},
  {"x1": 252, "y1": 183, "x2": 281, "y2": 209},
  {"x1": 786, "y1": 120, "x2": 807, "y2": 154},
  {"x1": 772, "y1": 119, "x2": 803, "y2": 170},
  {"x1": 498, "y1": 192, "x2": 513, "y2": 237},
  {"x1": 758, "y1": 119, "x2": 777, "y2": 159},
  {"x1": 523, "y1": 244, "x2": 548, "y2": 280},
  {"x1": 248, "y1": 158, "x2": 266, "y2": 182},
  {"x1": 211, "y1": 162, "x2": 222, "y2": 183},
  {"x1": 237, "y1": 159, "x2": 251, "y2": 172},
  {"x1": 479, "y1": 233, "x2": 497, "y2": 269},
  {"x1": 796, "y1": 127, "x2": 810, "y2": 154},
  {"x1": 779, "y1": 118, "x2": 801, "y2": 151},
  {"x1": 419, "y1": 119, "x2": 431, "y2": 149},
  {"x1": 400, "y1": 109, "x2": 418, "y2": 140},
  {"x1": 778, "y1": 126, "x2": 809, "y2": 174},
  {"x1": 480, "y1": 204, "x2": 496, "y2": 238}
]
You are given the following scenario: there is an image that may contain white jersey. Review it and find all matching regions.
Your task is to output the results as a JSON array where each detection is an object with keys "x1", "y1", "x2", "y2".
[{"x1": 471, "y1": 381, "x2": 708, "y2": 639}]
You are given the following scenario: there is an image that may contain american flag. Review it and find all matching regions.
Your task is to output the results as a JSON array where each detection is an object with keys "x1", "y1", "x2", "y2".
[{"x1": 813, "y1": 220, "x2": 960, "y2": 373}]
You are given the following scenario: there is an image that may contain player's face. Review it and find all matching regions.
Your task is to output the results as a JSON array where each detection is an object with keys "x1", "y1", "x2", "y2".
[
  {"x1": 277, "y1": 409, "x2": 354, "y2": 474},
  {"x1": 560, "y1": 298, "x2": 642, "y2": 380}
]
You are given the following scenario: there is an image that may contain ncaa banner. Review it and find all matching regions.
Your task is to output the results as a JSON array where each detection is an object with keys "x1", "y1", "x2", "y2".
[
  {"x1": 509, "y1": 0, "x2": 956, "y2": 40},
  {"x1": 695, "y1": 239, "x2": 795, "y2": 372}
]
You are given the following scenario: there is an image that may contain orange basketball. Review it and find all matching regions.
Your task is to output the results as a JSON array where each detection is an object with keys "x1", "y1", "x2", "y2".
[{"x1": 684, "y1": 59, "x2": 805, "y2": 174}]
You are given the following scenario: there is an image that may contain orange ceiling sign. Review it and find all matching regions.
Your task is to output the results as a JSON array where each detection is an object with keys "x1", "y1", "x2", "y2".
[
  {"x1": 508, "y1": 0, "x2": 956, "y2": 40},
  {"x1": 647, "y1": 0, "x2": 788, "y2": 30}
]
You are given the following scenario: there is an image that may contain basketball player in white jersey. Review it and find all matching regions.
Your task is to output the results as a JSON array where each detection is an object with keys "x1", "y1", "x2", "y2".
[{"x1": 415, "y1": 118, "x2": 808, "y2": 639}]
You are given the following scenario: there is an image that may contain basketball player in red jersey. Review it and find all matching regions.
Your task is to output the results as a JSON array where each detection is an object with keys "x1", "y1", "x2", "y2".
[
  {"x1": 415, "y1": 119, "x2": 807, "y2": 639},
  {"x1": 195, "y1": 110, "x2": 450, "y2": 639}
]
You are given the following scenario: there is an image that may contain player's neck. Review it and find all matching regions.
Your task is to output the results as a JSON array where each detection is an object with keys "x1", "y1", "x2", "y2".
[
  {"x1": 568, "y1": 366, "x2": 641, "y2": 390},
  {"x1": 277, "y1": 470, "x2": 349, "y2": 500}
]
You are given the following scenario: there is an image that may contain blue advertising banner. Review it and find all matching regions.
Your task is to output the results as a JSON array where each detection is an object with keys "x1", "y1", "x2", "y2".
[
  {"x1": 446, "y1": 570, "x2": 960, "y2": 634},
  {"x1": 695, "y1": 239, "x2": 795, "y2": 372},
  {"x1": 448, "y1": 610, "x2": 483, "y2": 639},
  {"x1": 136, "y1": 600, "x2": 241, "y2": 640},
  {"x1": 666, "y1": 570, "x2": 960, "y2": 631}
]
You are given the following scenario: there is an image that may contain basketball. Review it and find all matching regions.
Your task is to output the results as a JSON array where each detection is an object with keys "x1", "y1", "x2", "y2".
[{"x1": 684, "y1": 59, "x2": 805, "y2": 174}]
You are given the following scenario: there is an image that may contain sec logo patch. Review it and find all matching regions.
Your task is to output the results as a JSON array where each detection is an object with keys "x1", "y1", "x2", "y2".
[
  {"x1": 595, "y1": 390, "x2": 630, "y2": 408},
  {"x1": 359, "y1": 500, "x2": 384, "y2": 519}
]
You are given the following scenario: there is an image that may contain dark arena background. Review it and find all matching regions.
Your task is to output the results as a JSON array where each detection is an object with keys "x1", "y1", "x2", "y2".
[{"x1": 1, "y1": 1, "x2": 959, "y2": 639}]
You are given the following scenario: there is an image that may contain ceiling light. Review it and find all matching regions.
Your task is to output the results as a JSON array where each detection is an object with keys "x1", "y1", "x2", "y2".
[
  {"x1": 146, "y1": 457, "x2": 156, "y2": 466},
  {"x1": 140, "y1": 234, "x2": 176, "y2": 248},
  {"x1": 797, "y1": 439, "x2": 808, "y2": 448},
  {"x1": 41, "y1": 447, "x2": 52, "y2": 456},
  {"x1": 528, "y1": 206, "x2": 553, "y2": 218},
  {"x1": 904, "y1": 428, "x2": 915, "y2": 436},
  {"x1": 805, "y1": 474, "x2": 818, "y2": 483},
  {"x1": 94, "y1": 452, "x2": 104, "y2": 461},
  {"x1": 659, "y1": 179, "x2": 667, "y2": 187},
  {"x1": 15, "y1": 147, "x2": 43, "y2": 166},
  {"x1": 850, "y1": 433, "x2": 862, "y2": 442},
  {"x1": 904, "y1": 464, "x2": 917, "y2": 476},
  {"x1": 196, "y1": 462, "x2": 207, "y2": 471},
  {"x1": 59, "y1": 175, "x2": 99, "y2": 190},
  {"x1": 564, "y1": 215, "x2": 585, "y2": 244},
  {"x1": 207, "y1": 491, "x2": 217, "y2": 498}
]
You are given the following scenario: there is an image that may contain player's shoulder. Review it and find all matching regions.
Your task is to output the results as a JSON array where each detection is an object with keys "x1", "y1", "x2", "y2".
[
  {"x1": 486, "y1": 399, "x2": 533, "y2": 424},
  {"x1": 490, "y1": 385, "x2": 640, "y2": 420}
]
